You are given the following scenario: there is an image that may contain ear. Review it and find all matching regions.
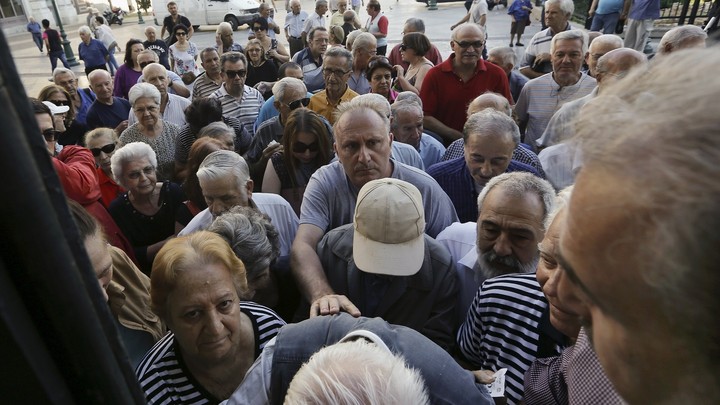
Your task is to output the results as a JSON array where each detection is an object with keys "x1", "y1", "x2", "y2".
[
  {"x1": 245, "y1": 178, "x2": 254, "y2": 200},
  {"x1": 585, "y1": 51, "x2": 590, "y2": 65},
  {"x1": 333, "y1": 141, "x2": 338, "y2": 155}
]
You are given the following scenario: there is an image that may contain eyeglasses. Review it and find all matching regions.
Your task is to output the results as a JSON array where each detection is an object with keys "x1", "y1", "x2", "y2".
[
  {"x1": 285, "y1": 97, "x2": 310, "y2": 110},
  {"x1": 139, "y1": 61, "x2": 152, "y2": 68},
  {"x1": 225, "y1": 69, "x2": 247, "y2": 79},
  {"x1": 89, "y1": 143, "x2": 116, "y2": 156},
  {"x1": 322, "y1": 68, "x2": 350, "y2": 77},
  {"x1": 292, "y1": 141, "x2": 319, "y2": 153},
  {"x1": 453, "y1": 40, "x2": 485, "y2": 49},
  {"x1": 50, "y1": 100, "x2": 70, "y2": 107},
  {"x1": 42, "y1": 128, "x2": 58, "y2": 142},
  {"x1": 399, "y1": 44, "x2": 407, "y2": 51},
  {"x1": 176, "y1": 32, "x2": 187, "y2": 36},
  {"x1": 252, "y1": 26, "x2": 264, "y2": 31}
]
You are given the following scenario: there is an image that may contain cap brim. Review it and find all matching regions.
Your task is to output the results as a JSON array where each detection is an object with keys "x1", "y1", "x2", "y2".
[
  {"x1": 353, "y1": 228, "x2": 425, "y2": 277},
  {"x1": 42, "y1": 101, "x2": 69, "y2": 115}
]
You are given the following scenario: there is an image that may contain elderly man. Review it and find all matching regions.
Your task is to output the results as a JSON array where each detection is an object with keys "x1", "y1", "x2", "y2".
[
  {"x1": 520, "y1": 0, "x2": 576, "y2": 79},
  {"x1": 291, "y1": 95, "x2": 457, "y2": 318},
  {"x1": 161, "y1": 1, "x2": 193, "y2": 45},
  {"x1": 390, "y1": 96, "x2": 445, "y2": 168},
  {"x1": 128, "y1": 63, "x2": 190, "y2": 127},
  {"x1": 225, "y1": 314, "x2": 494, "y2": 404},
  {"x1": 136, "y1": 50, "x2": 189, "y2": 98},
  {"x1": 347, "y1": 32, "x2": 376, "y2": 95},
  {"x1": 285, "y1": 0, "x2": 308, "y2": 57},
  {"x1": 656, "y1": 24, "x2": 707, "y2": 56},
  {"x1": 251, "y1": 3, "x2": 280, "y2": 40},
  {"x1": 302, "y1": 0, "x2": 328, "y2": 44},
  {"x1": 388, "y1": 18, "x2": 443, "y2": 70},
  {"x1": 291, "y1": 27, "x2": 328, "y2": 93},
  {"x1": 308, "y1": 47, "x2": 358, "y2": 124},
  {"x1": 623, "y1": 0, "x2": 660, "y2": 51},
  {"x1": 515, "y1": 30, "x2": 596, "y2": 151},
  {"x1": 179, "y1": 150, "x2": 298, "y2": 262},
  {"x1": 314, "y1": 178, "x2": 458, "y2": 350},
  {"x1": 211, "y1": 52, "x2": 264, "y2": 135},
  {"x1": 53, "y1": 67, "x2": 95, "y2": 128},
  {"x1": 420, "y1": 24, "x2": 511, "y2": 144},
  {"x1": 557, "y1": 49, "x2": 720, "y2": 404},
  {"x1": 488, "y1": 46, "x2": 527, "y2": 103},
  {"x1": 143, "y1": 26, "x2": 171, "y2": 70},
  {"x1": 428, "y1": 109, "x2": 542, "y2": 223},
  {"x1": 253, "y1": 62, "x2": 308, "y2": 129},
  {"x1": 86, "y1": 69, "x2": 131, "y2": 133},
  {"x1": 215, "y1": 21, "x2": 244, "y2": 56},
  {"x1": 192, "y1": 48, "x2": 223, "y2": 100},
  {"x1": 330, "y1": 0, "x2": 349, "y2": 26},
  {"x1": 583, "y1": 34, "x2": 624, "y2": 77}
]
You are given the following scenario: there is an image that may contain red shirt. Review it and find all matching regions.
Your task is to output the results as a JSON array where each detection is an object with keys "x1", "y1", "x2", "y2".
[
  {"x1": 420, "y1": 54, "x2": 513, "y2": 133},
  {"x1": 388, "y1": 43, "x2": 443, "y2": 71},
  {"x1": 97, "y1": 167, "x2": 125, "y2": 208}
]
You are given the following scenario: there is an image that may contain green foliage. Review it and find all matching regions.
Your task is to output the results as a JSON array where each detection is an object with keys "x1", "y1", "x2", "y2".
[{"x1": 137, "y1": 0, "x2": 152, "y2": 12}]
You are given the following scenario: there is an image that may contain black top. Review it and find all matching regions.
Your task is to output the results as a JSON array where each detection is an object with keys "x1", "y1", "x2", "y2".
[{"x1": 246, "y1": 60, "x2": 279, "y2": 100}]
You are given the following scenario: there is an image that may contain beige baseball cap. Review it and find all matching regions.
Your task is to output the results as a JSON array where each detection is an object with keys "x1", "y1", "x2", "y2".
[{"x1": 353, "y1": 178, "x2": 426, "y2": 276}]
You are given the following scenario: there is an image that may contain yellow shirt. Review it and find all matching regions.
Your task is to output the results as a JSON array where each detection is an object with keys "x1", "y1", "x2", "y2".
[{"x1": 308, "y1": 86, "x2": 359, "y2": 124}]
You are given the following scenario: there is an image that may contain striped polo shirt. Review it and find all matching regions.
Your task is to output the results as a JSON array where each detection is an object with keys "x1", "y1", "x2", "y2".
[{"x1": 211, "y1": 83, "x2": 264, "y2": 135}]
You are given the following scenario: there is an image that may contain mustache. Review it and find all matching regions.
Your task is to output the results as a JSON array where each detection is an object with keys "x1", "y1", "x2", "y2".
[{"x1": 474, "y1": 249, "x2": 539, "y2": 280}]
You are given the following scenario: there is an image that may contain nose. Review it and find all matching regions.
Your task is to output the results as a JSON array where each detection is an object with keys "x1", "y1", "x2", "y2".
[
  {"x1": 544, "y1": 269, "x2": 560, "y2": 298},
  {"x1": 357, "y1": 144, "x2": 371, "y2": 163},
  {"x1": 493, "y1": 232, "x2": 513, "y2": 257},
  {"x1": 204, "y1": 309, "x2": 224, "y2": 335},
  {"x1": 210, "y1": 201, "x2": 228, "y2": 217},
  {"x1": 480, "y1": 161, "x2": 493, "y2": 177}
]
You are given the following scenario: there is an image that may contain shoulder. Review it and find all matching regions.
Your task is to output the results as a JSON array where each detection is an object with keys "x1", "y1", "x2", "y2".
[
  {"x1": 436, "y1": 221, "x2": 476, "y2": 243},
  {"x1": 427, "y1": 157, "x2": 464, "y2": 177}
]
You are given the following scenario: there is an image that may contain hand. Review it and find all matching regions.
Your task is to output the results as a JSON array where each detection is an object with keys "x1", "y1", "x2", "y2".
[
  {"x1": 533, "y1": 52, "x2": 551, "y2": 67},
  {"x1": 254, "y1": 81, "x2": 272, "y2": 94},
  {"x1": 261, "y1": 142, "x2": 283, "y2": 160},
  {"x1": 450, "y1": 23, "x2": 458, "y2": 31},
  {"x1": 114, "y1": 120, "x2": 128, "y2": 134},
  {"x1": 310, "y1": 294, "x2": 362, "y2": 317},
  {"x1": 393, "y1": 64, "x2": 405, "y2": 78},
  {"x1": 588, "y1": 9, "x2": 595, "y2": 17},
  {"x1": 472, "y1": 370, "x2": 497, "y2": 385},
  {"x1": 267, "y1": 48, "x2": 278, "y2": 59}
]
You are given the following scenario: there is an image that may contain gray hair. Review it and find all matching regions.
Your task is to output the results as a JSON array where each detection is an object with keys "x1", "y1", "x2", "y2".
[
  {"x1": 550, "y1": 29, "x2": 589, "y2": 56},
  {"x1": 285, "y1": 339, "x2": 430, "y2": 405},
  {"x1": 394, "y1": 91, "x2": 423, "y2": 108},
  {"x1": 463, "y1": 109, "x2": 520, "y2": 145},
  {"x1": 88, "y1": 68, "x2": 112, "y2": 83},
  {"x1": 352, "y1": 32, "x2": 377, "y2": 56},
  {"x1": 336, "y1": 93, "x2": 391, "y2": 134},
  {"x1": 544, "y1": 185, "x2": 573, "y2": 230},
  {"x1": 52, "y1": 67, "x2": 76, "y2": 81},
  {"x1": 345, "y1": 30, "x2": 362, "y2": 51},
  {"x1": 658, "y1": 25, "x2": 707, "y2": 55},
  {"x1": 78, "y1": 25, "x2": 92, "y2": 36},
  {"x1": 84, "y1": 127, "x2": 118, "y2": 148},
  {"x1": 589, "y1": 34, "x2": 623, "y2": 52},
  {"x1": 198, "y1": 121, "x2": 234, "y2": 139},
  {"x1": 477, "y1": 172, "x2": 556, "y2": 232},
  {"x1": 315, "y1": 0, "x2": 328, "y2": 9},
  {"x1": 128, "y1": 82, "x2": 161, "y2": 106},
  {"x1": 138, "y1": 49, "x2": 160, "y2": 62},
  {"x1": 390, "y1": 99, "x2": 423, "y2": 129},
  {"x1": 110, "y1": 142, "x2": 157, "y2": 188},
  {"x1": 451, "y1": 23, "x2": 485, "y2": 42},
  {"x1": 545, "y1": 0, "x2": 574, "y2": 17},
  {"x1": 404, "y1": 18, "x2": 426, "y2": 33},
  {"x1": 142, "y1": 63, "x2": 167, "y2": 79},
  {"x1": 144, "y1": 26, "x2": 157, "y2": 35},
  {"x1": 217, "y1": 21, "x2": 233, "y2": 36},
  {"x1": 208, "y1": 206, "x2": 280, "y2": 283},
  {"x1": 488, "y1": 46, "x2": 517, "y2": 68},
  {"x1": 466, "y1": 92, "x2": 512, "y2": 117},
  {"x1": 197, "y1": 150, "x2": 250, "y2": 190},
  {"x1": 324, "y1": 46, "x2": 353, "y2": 71},
  {"x1": 272, "y1": 77, "x2": 307, "y2": 101},
  {"x1": 220, "y1": 51, "x2": 247, "y2": 71}
]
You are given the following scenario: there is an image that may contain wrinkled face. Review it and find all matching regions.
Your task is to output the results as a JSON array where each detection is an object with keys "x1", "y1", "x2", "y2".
[
  {"x1": 392, "y1": 108, "x2": 423, "y2": 150},
  {"x1": 334, "y1": 108, "x2": 392, "y2": 189},
  {"x1": 476, "y1": 187, "x2": 545, "y2": 278},
  {"x1": 144, "y1": 66, "x2": 169, "y2": 96},
  {"x1": 552, "y1": 38, "x2": 584, "y2": 86},
  {"x1": 586, "y1": 41, "x2": 618, "y2": 77},
  {"x1": 54, "y1": 72, "x2": 78, "y2": 96},
  {"x1": 36, "y1": 112, "x2": 56, "y2": 156},
  {"x1": 487, "y1": 53, "x2": 511, "y2": 75},
  {"x1": 451, "y1": 28, "x2": 485, "y2": 68},
  {"x1": 317, "y1": 3, "x2": 328, "y2": 15},
  {"x1": 535, "y1": 208, "x2": 583, "y2": 338},
  {"x1": 464, "y1": 131, "x2": 515, "y2": 188},
  {"x1": 133, "y1": 97, "x2": 161, "y2": 128},
  {"x1": 86, "y1": 132, "x2": 117, "y2": 172},
  {"x1": 90, "y1": 72, "x2": 114, "y2": 102},
  {"x1": 370, "y1": 67, "x2": 392, "y2": 96},
  {"x1": 559, "y1": 169, "x2": 686, "y2": 404},
  {"x1": 246, "y1": 44, "x2": 263, "y2": 62},
  {"x1": 122, "y1": 157, "x2": 157, "y2": 196},
  {"x1": 322, "y1": 56, "x2": 351, "y2": 94},
  {"x1": 277, "y1": 85, "x2": 307, "y2": 122},
  {"x1": 79, "y1": 31, "x2": 91, "y2": 44},
  {"x1": 292, "y1": 131, "x2": 320, "y2": 164},
  {"x1": 338, "y1": 1, "x2": 347, "y2": 12},
  {"x1": 222, "y1": 59, "x2": 247, "y2": 94},
  {"x1": 145, "y1": 28, "x2": 157, "y2": 42},
  {"x1": 84, "y1": 232, "x2": 113, "y2": 302},
  {"x1": 166, "y1": 264, "x2": 243, "y2": 365},
  {"x1": 545, "y1": 2, "x2": 569, "y2": 29},
  {"x1": 130, "y1": 43, "x2": 145, "y2": 64},
  {"x1": 355, "y1": 45, "x2": 377, "y2": 69},
  {"x1": 252, "y1": 23, "x2": 267, "y2": 39},
  {"x1": 167, "y1": 3, "x2": 178, "y2": 15},
  {"x1": 199, "y1": 175, "x2": 252, "y2": 218},
  {"x1": 201, "y1": 50, "x2": 221, "y2": 76},
  {"x1": 291, "y1": 1, "x2": 301, "y2": 14},
  {"x1": 309, "y1": 30, "x2": 329, "y2": 58}
]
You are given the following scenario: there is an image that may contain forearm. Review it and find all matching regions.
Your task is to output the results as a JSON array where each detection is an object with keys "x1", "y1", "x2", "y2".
[
  {"x1": 520, "y1": 66, "x2": 544, "y2": 79},
  {"x1": 291, "y1": 240, "x2": 334, "y2": 302},
  {"x1": 424, "y1": 116, "x2": 464, "y2": 143}
]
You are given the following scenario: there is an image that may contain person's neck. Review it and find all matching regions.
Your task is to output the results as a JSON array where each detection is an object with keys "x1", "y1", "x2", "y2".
[
  {"x1": 550, "y1": 22, "x2": 566, "y2": 34},
  {"x1": 227, "y1": 84, "x2": 243, "y2": 98},
  {"x1": 553, "y1": 72, "x2": 581, "y2": 88},
  {"x1": 208, "y1": 71, "x2": 222, "y2": 82},
  {"x1": 99, "y1": 96, "x2": 114, "y2": 105},
  {"x1": 160, "y1": 93, "x2": 169, "y2": 112},
  {"x1": 141, "y1": 120, "x2": 163, "y2": 137},
  {"x1": 327, "y1": 85, "x2": 346, "y2": 103}
]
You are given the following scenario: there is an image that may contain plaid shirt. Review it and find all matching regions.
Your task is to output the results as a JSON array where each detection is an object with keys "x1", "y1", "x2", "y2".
[{"x1": 442, "y1": 140, "x2": 546, "y2": 178}]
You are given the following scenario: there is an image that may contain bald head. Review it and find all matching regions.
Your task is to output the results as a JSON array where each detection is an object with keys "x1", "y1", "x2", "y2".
[
  {"x1": 467, "y1": 92, "x2": 512, "y2": 117},
  {"x1": 586, "y1": 34, "x2": 623, "y2": 77},
  {"x1": 451, "y1": 23, "x2": 485, "y2": 42},
  {"x1": 595, "y1": 48, "x2": 647, "y2": 88},
  {"x1": 658, "y1": 25, "x2": 707, "y2": 55}
]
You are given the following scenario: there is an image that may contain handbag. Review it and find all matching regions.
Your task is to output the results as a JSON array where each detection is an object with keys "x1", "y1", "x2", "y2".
[
  {"x1": 615, "y1": 18, "x2": 626, "y2": 34},
  {"x1": 181, "y1": 71, "x2": 196, "y2": 85},
  {"x1": 584, "y1": 15, "x2": 594, "y2": 30}
]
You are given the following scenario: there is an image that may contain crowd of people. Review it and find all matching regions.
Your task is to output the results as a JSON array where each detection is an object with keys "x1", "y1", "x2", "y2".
[{"x1": 27, "y1": 0, "x2": 718, "y2": 403}]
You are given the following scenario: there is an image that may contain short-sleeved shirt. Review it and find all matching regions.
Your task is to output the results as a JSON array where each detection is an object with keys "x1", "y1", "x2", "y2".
[
  {"x1": 418, "y1": 134, "x2": 446, "y2": 168},
  {"x1": 300, "y1": 160, "x2": 458, "y2": 238},
  {"x1": 169, "y1": 41, "x2": 200, "y2": 76},
  {"x1": 78, "y1": 38, "x2": 109, "y2": 67},
  {"x1": 291, "y1": 48, "x2": 325, "y2": 93},
  {"x1": 191, "y1": 71, "x2": 223, "y2": 100},
  {"x1": 628, "y1": 0, "x2": 661, "y2": 20},
  {"x1": 211, "y1": 84, "x2": 264, "y2": 135},
  {"x1": 174, "y1": 116, "x2": 252, "y2": 164},
  {"x1": 86, "y1": 97, "x2": 132, "y2": 130},
  {"x1": 284, "y1": 10, "x2": 308, "y2": 38},
  {"x1": 308, "y1": 87, "x2": 359, "y2": 124},
  {"x1": 302, "y1": 12, "x2": 325, "y2": 35},
  {"x1": 144, "y1": 39, "x2": 171, "y2": 70}
]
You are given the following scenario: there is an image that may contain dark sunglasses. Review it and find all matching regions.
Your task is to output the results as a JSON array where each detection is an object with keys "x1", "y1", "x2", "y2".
[
  {"x1": 90, "y1": 143, "x2": 116, "y2": 157},
  {"x1": 176, "y1": 32, "x2": 187, "y2": 36},
  {"x1": 454, "y1": 40, "x2": 485, "y2": 49},
  {"x1": 42, "y1": 128, "x2": 58, "y2": 142},
  {"x1": 252, "y1": 26, "x2": 264, "y2": 31},
  {"x1": 287, "y1": 97, "x2": 310, "y2": 110},
  {"x1": 292, "y1": 141, "x2": 319, "y2": 153},
  {"x1": 225, "y1": 69, "x2": 247, "y2": 79},
  {"x1": 399, "y1": 44, "x2": 408, "y2": 51},
  {"x1": 139, "y1": 61, "x2": 152, "y2": 68},
  {"x1": 50, "y1": 100, "x2": 70, "y2": 107}
]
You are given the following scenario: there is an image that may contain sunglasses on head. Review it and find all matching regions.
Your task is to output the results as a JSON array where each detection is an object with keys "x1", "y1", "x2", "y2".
[
  {"x1": 225, "y1": 69, "x2": 247, "y2": 79},
  {"x1": 42, "y1": 128, "x2": 58, "y2": 142},
  {"x1": 286, "y1": 97, "x2": 310, "y2": 110},
  {"x1": 367, "y1": 56, "x2": 390, "y2": 70},
  {"x1": 399, "y1": 44, "x2": 408, "y2": 51},
  {"x1": 139, "y1": 61, "x2": 152, "y2": 68},
  {"x1": 50, "y1": 100, "x2": 70, "y2": 107},
  {"x1": 90, "y1": 143, "x2": 116, "y2": 157},
  {"x1": 292, "y1": 141, "x2": 319, "y2": 153}
]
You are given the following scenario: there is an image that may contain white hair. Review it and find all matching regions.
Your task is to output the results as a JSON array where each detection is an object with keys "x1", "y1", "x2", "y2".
[
  {"x1": 488, "y1": 46, "x2": 517, "y2": 68},
  {"x1": 658, "y1": 25, "x2": 707, "y2": 54},
  {"x1": 128, "y1": 82, "x2": 161, "y2": 106},
  {"x1": 78, "y1": 25, "x2": 92, "y2": 36},
  {"x1": 217, "y1": 21, "x2": 233, "y2": 35},
  {"x1": 550, "y1": 29, "x2": 589, "y2": 56},
  {"x1": 110, "y1": 142, "x2": 157, "y2": 188},
  {"x1": 544, "y1": 185, "x2": 573, "y2": 230},
  {"x1": 545, "y1": 0, "x2": 575, "y2": 16},
  {"x1": 197, "y1": 150, "x2": 250, "y2": 190},
  {"x1": 466, "y1": 92, "x2": 512, "y2": 117},
  {"x1": 352, "y1": 32, "x2": 377, "y2": 55},
  {"x1": 477, "y1": 172, "x2": 556, "y2": 232},
  {"x1": 464, "y1": 109, "x2": 520, "y2": 145},
  {"x1": 285, "y1": 339, "x2": 430, "y2": 405},
  {"x1": 52, "y1": 67, "x2": 76, "y2": 81},
  {"x1": 272, "y1": 77, "x2": 307, "y2": 101},
  {"x1": 336, "y1": 93, "x2": 391, "y2": 134}
]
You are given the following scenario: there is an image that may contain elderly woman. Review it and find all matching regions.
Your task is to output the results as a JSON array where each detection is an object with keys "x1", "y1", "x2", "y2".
[
  {"x1": 252, "y1": 17, "x2": 289, "y2": 65},
  {"x1": 209, "y1": 206, "x2": 281, "y2": 309},
  {"x1": 169, "y1": 24, "x2": 200, "y2": 84},
  {"x1": 69, "y1": 199, "x2": 165, "y2": 368},
  {"x1": 109, "y1": 142, "x2": 185, "y2": 275},
  {"x1": 392, "y1": 32, "x2": 434, "y2": 94},
  {"x1": 135, "y1": 231, "x2": 285, "y2": 403},
  {"x1": 215, "y1": 21, "x2": 244, "y2": 56},
  {"x1": 262, "y1": 109, "x2": 333, "y2": 215},
  {"x1": 367, "y1": 56, "x2": 398, "y2": 104},
  {"x1": 38, "y1": 84, "x2": 88, "y2": 146},
  {"x1": 120, "y1": 83, "x2": 180, "y2": 181},
  {"x1": 77, "y1": 25, "x2": 109, "y2": 76},
  {"x1": 113, "y1": 39, "x2": 145, "y2": 100},
  {"x1": 85, "y1": 128, "x2": 125, "y2": 207},
  {"x1": 245, "y1": 39, "x2": 278, "y2": 100}
]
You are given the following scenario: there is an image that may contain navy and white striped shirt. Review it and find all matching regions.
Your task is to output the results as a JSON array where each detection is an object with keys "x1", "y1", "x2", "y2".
[
  {"x1": 136, "y1": 302, "x2": 285, "y2": 404},
  {"x1": 211, "y1": 84, "x2": 264, "y2": 136}
]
